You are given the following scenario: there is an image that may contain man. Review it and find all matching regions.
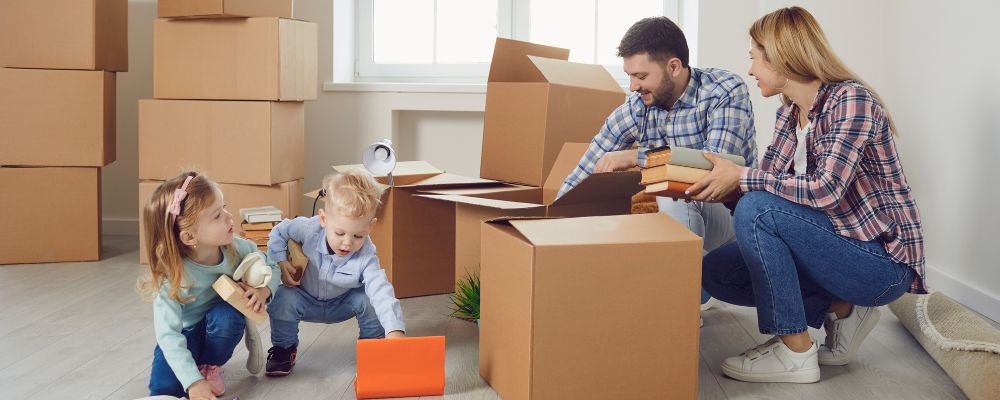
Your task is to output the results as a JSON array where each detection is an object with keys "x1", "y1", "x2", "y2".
[{"x1": 557, "y1": 16, "x2": 758, "y2": 312}]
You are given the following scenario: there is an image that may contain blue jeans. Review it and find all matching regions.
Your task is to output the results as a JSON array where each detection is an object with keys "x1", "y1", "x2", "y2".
[
  {"x1": 702, "y1": 192, "x2": 915, "y2": 335},
  {"x1": 149, "y1": 301, "x2": 245, "y2": 396},
  {"x1": 268, "y1": 286, "x2": 386, "y2": 349}
]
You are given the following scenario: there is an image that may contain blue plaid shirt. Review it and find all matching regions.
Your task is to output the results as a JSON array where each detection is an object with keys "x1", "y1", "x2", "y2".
[{"x1": 558, "y1": 67, "x2": 758, "y2": 198}]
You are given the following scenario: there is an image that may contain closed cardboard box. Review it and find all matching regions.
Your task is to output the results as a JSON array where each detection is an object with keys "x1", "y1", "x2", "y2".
[
  {"x1": 0, "y1": 68, "x2": 116, "y2": 167},
  {"x1": 480, "y1": 38, "x2": 625, "y2": 186},
  {"x1": 0, "y1": 167, "x2": 101, "y2": 264},
  {"x1": 0, "y1": 0, "x2": 127, "y2": 71},
  {"x1": 139, "y1": 180, "x2": 302, "y2": 264},
  {"x1": 159, "y1": 0, "x2": 293, "y2": 19},
  {"x1": 479, "y1": 214, "x2": 702, "y2": 400},
  {"x1": 154, "y1": 18, "x2": 317, "y2": 101},
  {"x1": 139, "y1": 99, "x2": 305, "y2": 185}
]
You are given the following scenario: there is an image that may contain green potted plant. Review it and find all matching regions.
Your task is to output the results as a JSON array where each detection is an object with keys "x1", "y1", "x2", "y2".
[{"x1": 448, "y1": 270, "x2": 480, "y2": 325}]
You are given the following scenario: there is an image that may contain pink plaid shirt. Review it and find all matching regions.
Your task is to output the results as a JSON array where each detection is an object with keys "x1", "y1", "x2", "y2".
[{"x1": 739, "y1": 81, "x2": 926, "y2": 294}]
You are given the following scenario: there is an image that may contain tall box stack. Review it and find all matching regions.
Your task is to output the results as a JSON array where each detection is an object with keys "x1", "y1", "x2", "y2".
[
  {"x1": 138, "y1": 0, "x2": 317, "y2": 263},
  {"x1": 0, "y1": 0, "x2": 127, "y2": 264}
]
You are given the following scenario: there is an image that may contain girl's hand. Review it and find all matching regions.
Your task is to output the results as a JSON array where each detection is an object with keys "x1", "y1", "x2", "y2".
[
  {"x1": 240, "y1": 283, "x2": 271, "y2": 313},
  {"x1": 187, "y1": 379, "x2": 218, "y2": 400},
  {"x1": 687, "y1": 153, "x2": 744, "y2": 203}
]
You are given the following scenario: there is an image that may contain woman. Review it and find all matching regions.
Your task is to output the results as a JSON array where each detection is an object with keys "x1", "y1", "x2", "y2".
[{"x1": 686, "y1": 6, "x2": 926, "y2": 383}]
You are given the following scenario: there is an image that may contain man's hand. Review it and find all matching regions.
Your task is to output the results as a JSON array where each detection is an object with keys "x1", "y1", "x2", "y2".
[
  {"x1": 687, "y1": 153, "x2": 744, "y2": 203},
  {"x1": 240, "y1": 283, "x2": 271, "y2": 313},
  {"x1": 594, "y1": 149, "x2": 639, "y2": 173},
  {"x1": 278, "y1": 261, "x2": 301, "y2": 287},
  {"x1": 386, "y1": 330, "x2": 406, "y2": 339},
  {"x1": 187, "y1": 379, "x2": 218, "y2": 400}
]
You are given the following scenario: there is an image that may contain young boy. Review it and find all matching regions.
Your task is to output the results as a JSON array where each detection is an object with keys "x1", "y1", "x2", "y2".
[{"x1": 264, "y1": 170, "x2": 405, "y2": 376}]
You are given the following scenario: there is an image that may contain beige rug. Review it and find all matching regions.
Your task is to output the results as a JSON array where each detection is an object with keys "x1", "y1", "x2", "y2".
[{"x1": 890, "y1": 292, "x2": 1000, "y2": 400}]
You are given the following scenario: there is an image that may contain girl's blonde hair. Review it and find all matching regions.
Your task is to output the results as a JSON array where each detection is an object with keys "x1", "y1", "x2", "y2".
[
  {"x1": 138, "y1": 171, "x2": 235, "y2": 303},
  {"x1": 323, "y1": 169, "x2": 385, "y2": 218},
  {"x1": 750, "y1": 6, "x2": 897, "y2": 133}
]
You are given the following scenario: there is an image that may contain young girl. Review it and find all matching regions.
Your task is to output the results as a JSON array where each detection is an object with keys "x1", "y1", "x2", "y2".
[{"x1": 139, "y1": 172, "x2": 280, "y2": 399}]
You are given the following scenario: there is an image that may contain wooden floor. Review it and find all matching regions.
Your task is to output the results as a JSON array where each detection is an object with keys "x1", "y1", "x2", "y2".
[{"x1": 0, "y1": 235, "x2": 967, "y2": 400}]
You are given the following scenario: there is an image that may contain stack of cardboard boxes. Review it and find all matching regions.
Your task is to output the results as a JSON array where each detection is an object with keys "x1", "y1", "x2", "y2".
[
  {"x1": 0, "y1": 0, "x2": 127, "y2": 264},
  {"x1": 137, "y1": 0, "x2": 317, "y2": 263}
]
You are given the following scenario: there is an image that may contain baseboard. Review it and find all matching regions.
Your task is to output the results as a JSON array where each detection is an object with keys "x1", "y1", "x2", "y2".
[
  {"x1": 926, "y1": 263, "x2": 1000, "y2": 325},
  {"x1": 103, "y1": 217, "x2": 139, "y2": 236}
]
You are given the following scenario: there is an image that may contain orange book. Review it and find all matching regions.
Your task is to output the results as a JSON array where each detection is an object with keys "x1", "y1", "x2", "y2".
[
  {"x1": 242, "y1": 229, "x2": 271, "y2": 240},
  {"x1": 355, "y1": 336, "x2": 446, "y2": 399},
  {"x1": 645, "y1": 180, "x2": 692, "y2": 199}
]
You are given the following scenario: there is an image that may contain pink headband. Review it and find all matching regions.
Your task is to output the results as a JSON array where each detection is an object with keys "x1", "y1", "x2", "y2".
[{"x1": 168, "y1": 175, "x2": 195, "y2": 225}]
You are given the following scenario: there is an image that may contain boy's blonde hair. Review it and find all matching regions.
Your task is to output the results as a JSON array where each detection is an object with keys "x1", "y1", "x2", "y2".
[
  {"x1": 138, "y1": 171, "x2": 236, "y2": 303},
  {"x1": 323, "y1": 169, "x2": 385, "y2": 218}
]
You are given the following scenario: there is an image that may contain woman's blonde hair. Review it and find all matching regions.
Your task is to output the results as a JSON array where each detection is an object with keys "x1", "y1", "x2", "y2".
[
  {"x1": 323, "y1": 169, "x2": 385, "y2": 218},
  {"x1": 138, "y1": 171, "x2": 235, "y2": 303},
  {"x1": 750, "y1": 6, "x2": 896, "y2": 133}
]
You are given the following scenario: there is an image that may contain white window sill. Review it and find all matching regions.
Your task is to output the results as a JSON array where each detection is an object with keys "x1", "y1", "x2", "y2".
[{"x1": 323, "y1": 81, "x2": 487, "y2": 94}]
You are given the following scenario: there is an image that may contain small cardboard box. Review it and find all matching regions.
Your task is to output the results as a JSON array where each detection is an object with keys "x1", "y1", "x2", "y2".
[
  {"x1": 159, "y1": 0, "x2": 293, "y2": 19},
  {"x1": 212, "y1": 274, "x2": 268, "y2": 324},
  {"x1": 306, "y1": 162, "x2": 498, "y2": 298},
  {"x1": 0, "y1": 68, "x2": 115, "y2": 167},
  {"x1": 0, "y1": 167, "x2": 101, "y2": 264},
  {"x1": 154, "y1": 17, "x2": 317, "y2": 101},
  {"x1": 139, "y1": 180, "x2": 302, "y2": 264},
  {"x1": 480, "y1": 38, "x2": 626, "y2": 186},
  {"x1": 418, "y1": 143, "x2": 642, "y2": 282},
  {"x1": 479, "y1": 214, "x2": 702, "y2": 400},
  {"x1": 139, "y1": 99, "x2": 305, "y2": 185},
  {"x1": 0, "y1": 0, "x2": 127, "y2": 71}
]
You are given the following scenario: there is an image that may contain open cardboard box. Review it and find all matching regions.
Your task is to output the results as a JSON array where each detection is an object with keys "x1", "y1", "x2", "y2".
[{"x1": 158, "y1": 0, "x2": 294, "y2": 19}]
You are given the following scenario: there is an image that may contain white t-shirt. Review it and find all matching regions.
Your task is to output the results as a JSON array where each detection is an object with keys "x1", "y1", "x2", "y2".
[{"x1": 793, "y1": 122, "x2": 812, "y2": 175}]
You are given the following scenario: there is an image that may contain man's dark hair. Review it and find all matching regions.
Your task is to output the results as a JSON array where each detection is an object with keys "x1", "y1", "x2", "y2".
[{"x1": 617, "y1": 17, "x2": 689, "y2": 67}]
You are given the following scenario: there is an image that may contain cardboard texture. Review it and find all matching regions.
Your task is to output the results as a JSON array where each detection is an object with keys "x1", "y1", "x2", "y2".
[
  {"x1": 355, "y1": 336, "x2": 446, "y2": 399},
  {"x1": 154, "y1": 17, "x2": 318, "y2": 101},
  {"x1": 0, "y1": 68, "x2": 116, "y2": 167},
  {"x1": 0, "y1": 167, "x2": 101, "y2": 264},
  {"x1": 139, "y1": 180, "x2": 302, "y2": 264},
  {"x1": 480, "y1": 38, "x2": 626, "y2": 186},
  {"x1": 159, "y1": 0, "x2": 293, "y2": 19},
  {"x1": 212, "y1": 275, "x2": 268, "y2": 324},
  {"x1": 0, "y1": 0, "x2": 128, "y2": 71},
  {"x1": 479, "y1": 213, "x2": 703, "y2": 400},
  {"x1": 139, "y1": 99, "x2": 305, "y2": 185},
  {"x1": 417, "y1": 143, "x2": 641, "y2": 282},
  {"x1": 305, "y1": 161, "x2": 497, "y2": 298}
]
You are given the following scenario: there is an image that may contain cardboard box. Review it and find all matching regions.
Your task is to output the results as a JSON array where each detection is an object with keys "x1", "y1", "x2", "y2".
[
  {"x1": 212, "y1": 275, "x2": 268, "y2": 324},
  {"x1": 159, "y1": 0, "x2": 293, "y2": 19},
  {"x1": 0, "y1": 68, "x2": 115, "y2": 167},
  {"x1": 139, "y1": 99, "x2": 305, "y2": 185},
  {"x1": 0, "y1": 167, "x2": 101, "y2": 264},
  {"x1": 479, "y1": 214, "x2": 702, "y2": 400},
  {"x1": 480, "y1": 38, "x2": 626, "y2": 186},
  {"x1": 139, "y1": 180, "x2": 302, "y2": 264},
  {"x1": 417, "y1": 143, "x2": 642, "y2": 282},
  {"x1": 154, "y1": 18, "x2": 317, "y2": 101},
  {"x1": 0, "y1": 0, "x2": 127, "y2": 71},
  {"x1": 355, "y1": 336, "x2": 446, "y2": 399},
  {"x1": 306, "y1": 162, "x2": 498, "y2": 298}
]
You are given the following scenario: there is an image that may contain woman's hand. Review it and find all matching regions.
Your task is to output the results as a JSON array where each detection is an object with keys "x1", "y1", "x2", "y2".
[
  {"x1": 187, "y1": 379, "x2": 218, "y2": 400},
  {"x1": 687, "y1": 153, "x2": 745, "y2": 203},
  {"x1": 240, "y1": 283, "x2": 271, "y2": 313}
]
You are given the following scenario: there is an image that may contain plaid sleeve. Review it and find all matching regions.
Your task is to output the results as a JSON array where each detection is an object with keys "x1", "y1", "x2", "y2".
[
  {"x1": 703, "y1": 79, "x2": 757, "y2": 167},
  {"x1": 740, "y1": 85, "x2": 878, "y2": 209},
  {"x1": 557, "y1": 96, "x2": 640, "y2": 199}
]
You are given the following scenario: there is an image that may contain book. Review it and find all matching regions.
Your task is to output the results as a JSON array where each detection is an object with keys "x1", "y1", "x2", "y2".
[
  {"x1": 242, "y1": 221, "x2": 277, "y2": 231},
  {"x1": 645, "y1": 180, "x2": 693, "y2": 199},
  {"x1": 240, "y1": 206, "x2": 282, "y2": 224},
  {"x1": 640, "y1": 164, "x2": 709, "y2": 185},
  {"x1": 644, "y1": 145, "x2": 746, "y2": 169},
  {"x1": 242, "y1": 229, "x2": 271, "y2": 240},
  {"x1": 249, "y1": 236, "x2": 270, "y2": 246}
]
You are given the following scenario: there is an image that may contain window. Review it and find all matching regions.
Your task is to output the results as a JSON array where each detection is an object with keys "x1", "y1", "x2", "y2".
[{"x1": 355, "y1": 0, "x2": 689, "y2": 84}]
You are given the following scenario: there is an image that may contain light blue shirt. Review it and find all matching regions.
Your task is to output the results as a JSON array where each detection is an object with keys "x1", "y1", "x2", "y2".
[{"x1": 267, "y1": 216, "x2": 405, "y2": 334}]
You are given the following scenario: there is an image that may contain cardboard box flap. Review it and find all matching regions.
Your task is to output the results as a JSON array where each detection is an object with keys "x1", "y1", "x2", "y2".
[
  {"x1": 549, "y1": 170, "x2": 642, "y2": 207},
  {"x1": 541, "y1": 142, "x2": 593, "y2": 203},
  {"x1": 527, "y1": 55, "x2": 625, "y2": 93},
  {"x1": 416, "y1": 194, "x2": 543, "y2": 211},
  {"x1": 333, "y1": 161, "x2": 442, "y2": 186},
  {"x1": 509, "y1": 213, "x2": 700, "y2": 247},
  {"x1": 419, "y1": 184, "x2": 532, "y2": 196},
  {"x1": 409, "y1": 173, "x2": 497, "y2": 189},
  {"x1": 487, "y1": 38, "x2": 570, "y2": 83}
]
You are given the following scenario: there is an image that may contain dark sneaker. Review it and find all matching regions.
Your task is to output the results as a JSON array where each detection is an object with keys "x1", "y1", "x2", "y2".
[{"x1": 265, "y1": 345, "x2": 297, "y2": 376}]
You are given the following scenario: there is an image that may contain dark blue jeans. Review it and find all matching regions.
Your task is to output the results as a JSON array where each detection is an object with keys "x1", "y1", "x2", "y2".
[
  {"x1": 268, "y1": 286, "x2": 386, "y2": 349},
  {"x1": 702, "y1": 192, "x2": 914, "y2": 335},
  {"x1": 149, "y1": 301, "x2": 245, "y2": 396}
]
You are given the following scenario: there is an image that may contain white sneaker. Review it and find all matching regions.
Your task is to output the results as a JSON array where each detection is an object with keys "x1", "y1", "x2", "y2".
[
  {"x1": 722, "y1": 337, "x2": 820, "y2": 383},
  {"x1": 244, "y1": 318, "x2": 264, "y2": 374},
  {"x1": 700, "y1": 297, "x2": 718, "y2": 311},
  {"x1": 818, "y1": 305, "x2": 880, "y2": 366}
]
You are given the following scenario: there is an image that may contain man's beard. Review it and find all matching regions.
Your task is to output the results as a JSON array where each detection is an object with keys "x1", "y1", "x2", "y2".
[{"x1": 650, "y1": 76, "x2": 676, "y2": 109}]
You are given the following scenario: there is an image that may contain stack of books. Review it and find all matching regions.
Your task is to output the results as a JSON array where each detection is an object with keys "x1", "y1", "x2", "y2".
[
  {"x1": 641, "y1": 146, "x2": 746, "y2": 201},
  {"x1": 240, "y1": 206, "x2": 283, "y2": 251}
]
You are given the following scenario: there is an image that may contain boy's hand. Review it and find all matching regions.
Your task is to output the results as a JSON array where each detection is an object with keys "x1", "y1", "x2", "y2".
[
  {"x1": 386, "y1": 330, "x2": 406, "y2": 339},
  {"x1": 239, "y1": 283, "x2": 271, "y2": 313},
  {"x1": 278, "y1": 261, "x2": 301, "y2": 287},
  {"x1": 187, "y1": 379, "x2": 218, "y2": 400}
]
